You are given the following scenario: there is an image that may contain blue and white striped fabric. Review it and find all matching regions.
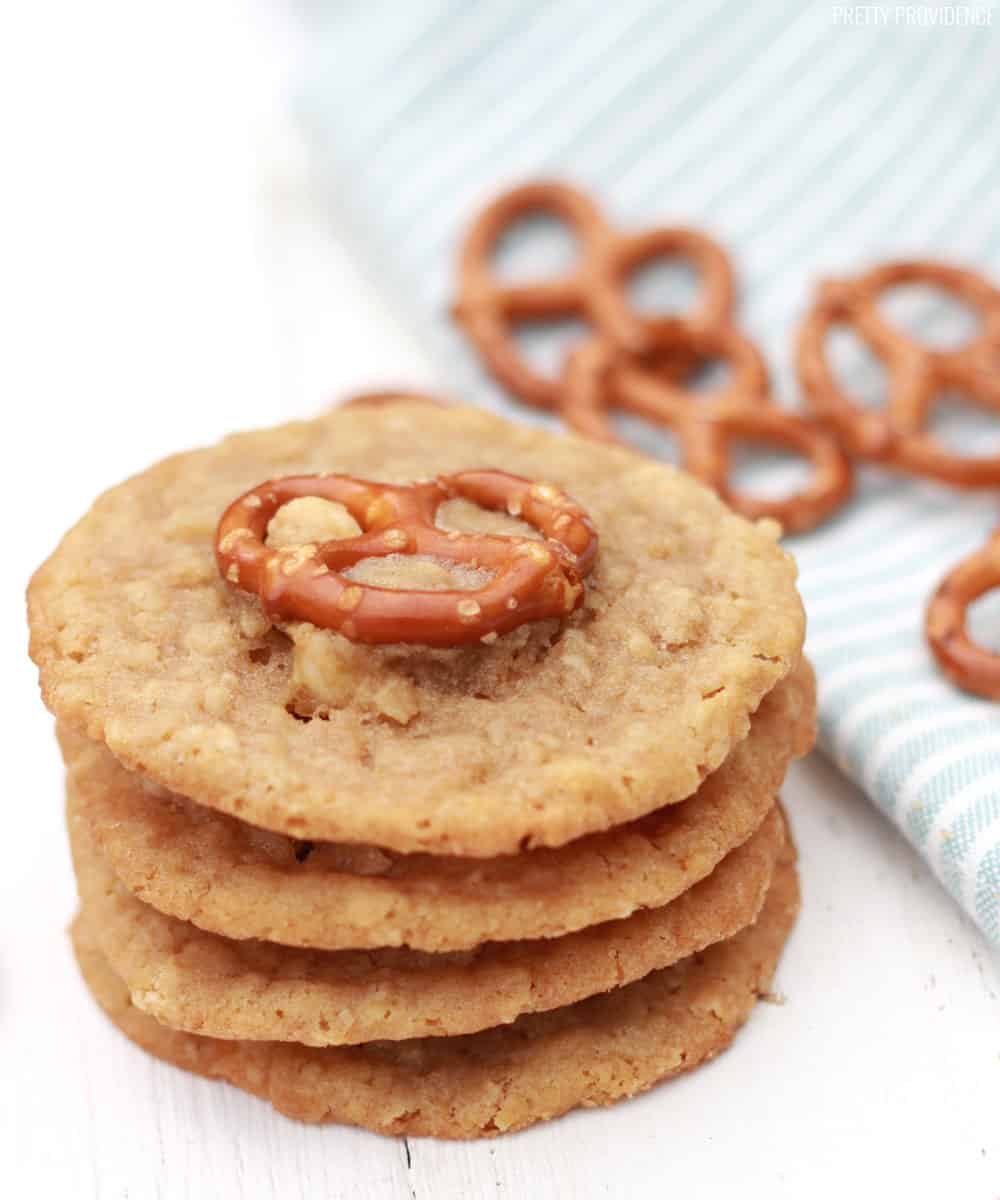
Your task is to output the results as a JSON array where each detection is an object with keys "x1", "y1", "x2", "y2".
[{"x1": 298, "y1": 0, "x2": 1000, "y2": 945}]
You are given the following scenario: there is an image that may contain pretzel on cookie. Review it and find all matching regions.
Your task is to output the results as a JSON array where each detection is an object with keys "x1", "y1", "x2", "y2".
[
  {"x1": 797, "y1": 261, "x2": 1000, "y2": 487},
  {"x1": 452, "y1": 181, "x2": 734, "y2": 410},
  {"x1": 563, "y1": 320, "x2": 853, "y2": 536},
  {"x1": 926, "y1": 528, "x2": 1000, "y2": 700},
  {"x1": 216, "y1": 471, "x2": 598, "y2": 646}
]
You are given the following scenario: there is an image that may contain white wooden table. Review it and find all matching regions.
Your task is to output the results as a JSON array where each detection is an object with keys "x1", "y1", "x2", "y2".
[{"x1": 5, "y1": 4, "x2": 999, "y2": 1197}]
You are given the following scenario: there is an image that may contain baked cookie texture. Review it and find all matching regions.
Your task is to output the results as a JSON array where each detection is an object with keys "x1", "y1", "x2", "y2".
[
  {"x1": 72, "y1": 851, "x2": 800, "y2": 1138},
  {"x1": 29, "y1": 396, "x2": 813, "y2": 1137},
  {"x1": 59, "y1": 658, "x2": 814, "y2": 952},
  {"x1": 69, "y1": 791, "x2": 786, "y2": 1045},
  {"x1": 29, "y1": 401, "x2": 805, "y2": 856}
]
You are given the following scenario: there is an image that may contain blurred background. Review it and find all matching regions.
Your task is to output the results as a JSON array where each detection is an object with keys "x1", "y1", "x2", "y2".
[
  {"x1": 294, "y1": 0, "x2": 1000, "y2": 440},
  {"x1": 7, "y1": 0, "x2": 999, "y2": 503}
]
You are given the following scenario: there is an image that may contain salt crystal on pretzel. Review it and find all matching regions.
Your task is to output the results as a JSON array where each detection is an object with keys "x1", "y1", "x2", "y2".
[{"x1": 216, "y1": 470, "x2": 598, "y2": 646}]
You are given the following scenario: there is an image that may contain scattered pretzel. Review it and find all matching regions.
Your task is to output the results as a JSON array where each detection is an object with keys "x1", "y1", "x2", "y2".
[
  {"x1": 563, "y1": 320, "x2": 853, "y2": 535},
  {"x1": 926, "y1": 529, "x2": 1000, "y2": 699},
  {"x1": 453, "y1": 183, "x2": 855, "y2": 534},
  {"x1": 216, "y1": 471, "x2": 597, "y2": 646},
  {"x1": 450, "y1": 187, "x2": 1000, "y2": 693},
  {"x1": 797, "y1": 261, "x2": 1000, "y2": 487},
  {"x1": 339, "y1": 391, "x2": 448, "y2": 410},
  {"x1": 452, "y1": 181, "x2": 735, "y2": 409}
]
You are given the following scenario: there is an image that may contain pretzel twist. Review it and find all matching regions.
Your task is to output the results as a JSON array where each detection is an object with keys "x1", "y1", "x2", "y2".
[
  {"x1": 216, "y1": 471, "x2": 598, "y2": 646},
  {"x1": 797, "y1": 261, "x2": 1000, "y2": 486},
  {"x1": 563, "y1": 320, "x2": 853, "y2": 535},
  {"x1": 453, "y1": 181, "x2": 735, "y2": 409},
  {"x1": 926, "y1": 529, "x2": 1000, "y2": 699}
]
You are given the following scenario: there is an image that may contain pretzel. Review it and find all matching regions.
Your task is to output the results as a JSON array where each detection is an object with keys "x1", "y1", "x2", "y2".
[
  {"x1": 453, "y1": 181, "x2": 735, "y2": 410},
  {"x1": 216, "y1": 470, "x2": 598, "y2": 646},
  {"x1": 563, "y1": 320, "x2": 853, "y2": 535},
  {"x1": 339, "y1": 391, "x2": 448, "y2": 409},
  {"x1": 832, "y1": 261, "x2": 1000, "y2": 373},
  {"x1": 797, "y1": 261, "x2": 1000, "y2": 487},
  {"x1": 926, "y1": 529, "x2": 1000, "y2": 699}
]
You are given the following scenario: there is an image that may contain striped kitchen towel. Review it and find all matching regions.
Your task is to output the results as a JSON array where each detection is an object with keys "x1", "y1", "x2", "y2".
[{"x1": 297, "y1": 0, "x2": 1000, "y2": 945}]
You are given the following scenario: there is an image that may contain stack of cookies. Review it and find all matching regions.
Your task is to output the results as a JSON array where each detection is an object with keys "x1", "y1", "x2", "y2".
[{"x1": 28, "y1": 398, "x2": 814, "y2": 1138}]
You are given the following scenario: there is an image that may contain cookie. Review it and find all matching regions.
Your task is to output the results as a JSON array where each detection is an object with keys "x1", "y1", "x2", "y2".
[
  {"x1": 71, "y1": 849, "x2": 800, "y2": 1137},
  {"x1": 60, "y1": 658, "x2": 814, "y2": 951},
  {"x1": 70, "y1": 787, "x2": 785, "y2": 1045},
  {"x1": 30, "y1": 401, "x2": 805, "y2": 856}
]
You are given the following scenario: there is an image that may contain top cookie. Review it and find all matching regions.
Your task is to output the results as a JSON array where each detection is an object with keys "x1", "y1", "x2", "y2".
[{"x1": 29, "y1": 401, "x2": 804, "y2": 855}]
